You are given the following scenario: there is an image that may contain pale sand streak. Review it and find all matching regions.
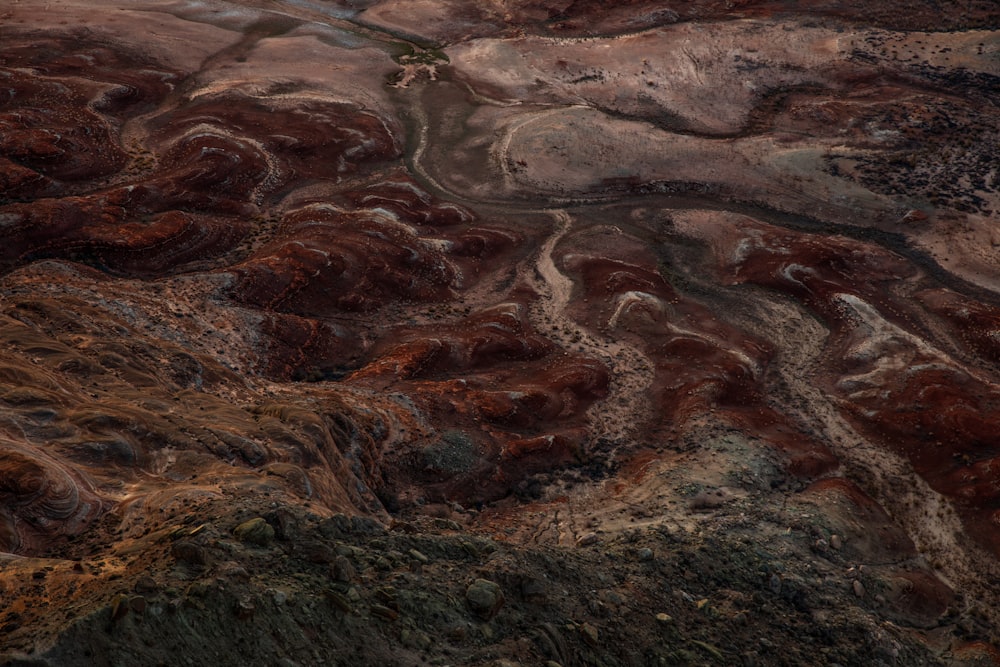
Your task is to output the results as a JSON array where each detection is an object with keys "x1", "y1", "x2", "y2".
[{"x1": 526, "y1": 210, "x2": 656, "y2": 453}]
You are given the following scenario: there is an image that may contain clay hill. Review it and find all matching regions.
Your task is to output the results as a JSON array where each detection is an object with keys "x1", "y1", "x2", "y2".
[{"x1": 1, "y1": 0, "x2": 1000, "y2": 665}]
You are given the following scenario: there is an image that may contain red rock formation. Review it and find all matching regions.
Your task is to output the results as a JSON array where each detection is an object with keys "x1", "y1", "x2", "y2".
[
  {"x1": 918, "y1": 288, "x2": 1000, "y2": 363},
  {"x1": 349, "y1": 302, "x2": 608, "y2": 503},
  {"x1": 562, "y1": 230, "x2": 838, "y2": 477},
  {"x1": 707, "y1": 216, "x2": 1000, "y2": 555},
  {"x1": 230, "y1": 206, "x2": 460, "y2": 314}
]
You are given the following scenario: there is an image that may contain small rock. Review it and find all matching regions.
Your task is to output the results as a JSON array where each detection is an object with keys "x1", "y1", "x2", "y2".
[
  {"x1": 403, "y1": 629, "x2": 432, "y2": 650},
  {"x1": 235, "y1": 596, "x2": 256, "y2": 620},
  {"x1": 576, "y1": 532, "x2": 599, "y2": 547},
  {"x1": 323, "y1": 589, "x2": 352, "y2": 613},
  {"x1": 263, "y1": 508, "x2": 298, "y2": 541},
  {"x1": 171, "y1": 540, "x2": 207, "y2": 566},
  {"x1": 466, "y1": 578, "x2": 505, "y2": 620},
  {"x1": 110, "y1": 594, "x2": 129, "y2": 622},
  {"x1": 520, "y1": 576, "x2": 548, "y2": 603},
  {"x1": 332, "y1": 556, "x2": 356, "y2": 583},
  {"x1": 598, "y1": 590, "x2": 624, "y2": 606},
  {"x1": 216, "y1": 561, "x2": 250, "y2": 581},
  {"x1": 134, "y1": 576, "x2": 158, "y2": 594},
  {"x1": 351, "y1": 516, "x2": 385, "y2": 535},
  {"x1": 587, "y1": 597, "x2": 608, "y2": 617},
  {"x1": 301, "y1": 541, "x2": 336, "y2": 564},
  {"x1": 371, "y1": 604, "x2": 399, "y2": 621},
  {"x1": 186, "y1": 582, "x2": 210, "y2": 598},
  {"x1": 813, "y1": 539, "x2": 829, "y2": 553},
  {"x1": 389, "y1": 520, "x2": 416, "y2": 533},
  {"x1": 233, "y1": 518, "x2": 275, "y2": 547},
  {"x1": 129, "y1": 596, "x2": 147, "y2": 614},
  {"x1": 318, "y1": 514, "x2": 351, "y2": 539},
  {"x1": 433, "y1": 518, "x2": 462, "y2": 531},
  {"x1": 637, "y1": 547, "x2": 654, "y2": 562},
  {"x1": 830, "y1": 534, "x2": 843, "y2": 550},
  {"x1": 769, "y1": 574, "x2": 782, "y2": 595},
  {"x1": 853, "y1": 580, "x2": 866, "y2": 598},
  {"x1": 689, "y1": 487, "x2": 731, "y2": 510},
  {"x1": 409, "y1": 549, "x2": 429, "y2": 564},
  {"x1": 901, "y1": 209, "x2": 928, "y2": 224},
  {"x1": 580, "y1": 623, "x2": 599, "y2": 648},
  {"x1": 655, "y1": 612, "x2": 674, "y2": 625},
  {"x1": 375, "y1": 586, "x2": 398, "y2": 606},
  {"x1": 691, "y1": 639, "x2": 725, "y2": 660}
]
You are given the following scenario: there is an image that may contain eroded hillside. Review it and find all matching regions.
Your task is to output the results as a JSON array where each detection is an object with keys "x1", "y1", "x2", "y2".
[{"x1": 1, "y1": 1, "x2": 1000, "y2": 665}]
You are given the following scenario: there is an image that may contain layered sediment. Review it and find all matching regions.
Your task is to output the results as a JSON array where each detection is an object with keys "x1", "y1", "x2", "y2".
[{"x1": 2, "y1": 1, "x2": 999, "y2": 664}]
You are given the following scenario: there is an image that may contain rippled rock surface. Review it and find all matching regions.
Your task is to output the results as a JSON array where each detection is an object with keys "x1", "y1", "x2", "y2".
[{"x1": 2, "y1": 1, "x2": 1000, "y2": 665}]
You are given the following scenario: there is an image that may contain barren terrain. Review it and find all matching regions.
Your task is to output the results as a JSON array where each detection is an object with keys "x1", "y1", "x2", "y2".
[{"x1": 1, "y1": 0, "x2": 1000, "y2": 665}]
